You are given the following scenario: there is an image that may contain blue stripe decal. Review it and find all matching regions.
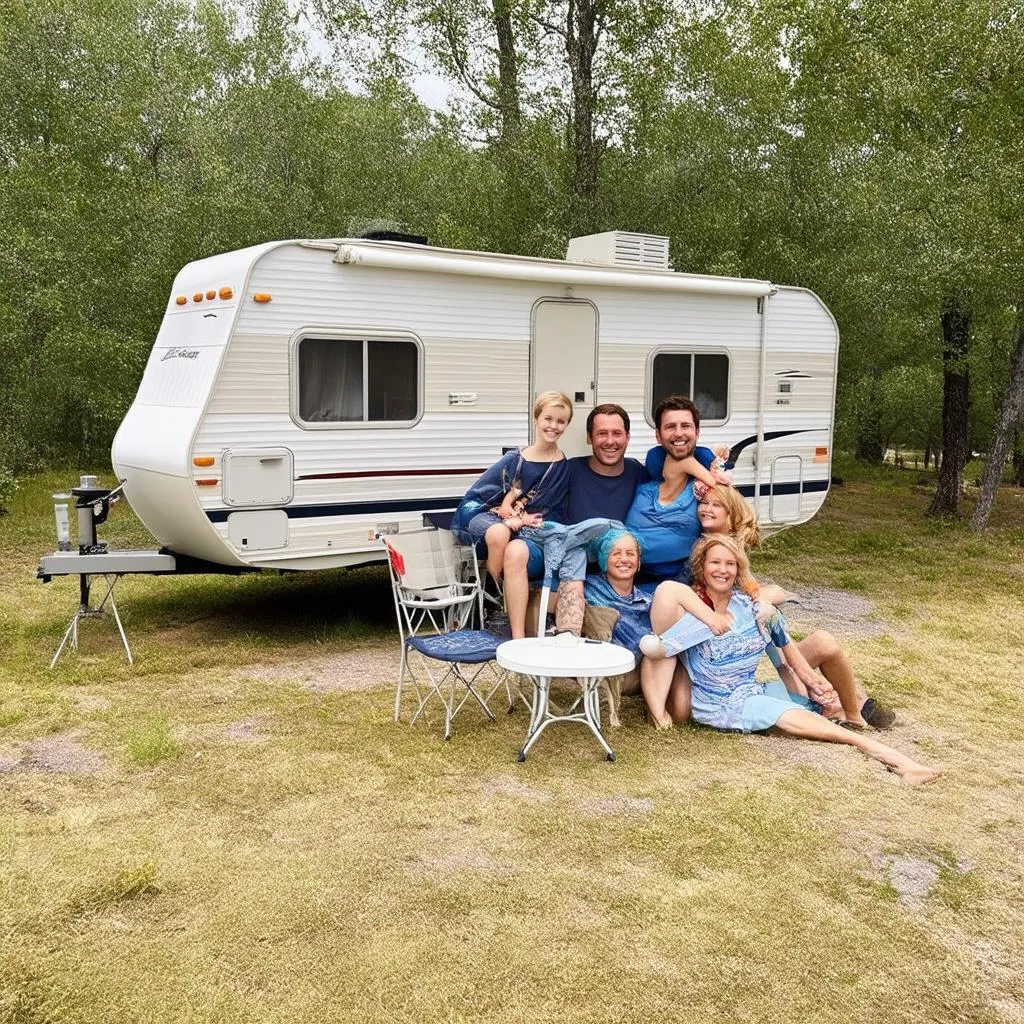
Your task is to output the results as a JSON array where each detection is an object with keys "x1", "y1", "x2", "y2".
[
  {"x1": 736, "y1": 480, "x2": 828, "y2": 498},
  {"x1": 728, "y1": 429, "x2": 817, "y2": 463},
  {"x1": 204, "y1": 496, "x2": 461, "y2": 523},
  {"x1": 203, "y1": 480, "x2": 830, "y2": 523}
]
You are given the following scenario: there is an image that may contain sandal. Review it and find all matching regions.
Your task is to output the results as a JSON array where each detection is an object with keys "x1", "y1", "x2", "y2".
[{"x1": 861, "y1": 697, "x2": 896, "y2": 730}]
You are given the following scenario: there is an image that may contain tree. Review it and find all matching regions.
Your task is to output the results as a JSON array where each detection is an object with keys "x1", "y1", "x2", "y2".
[
  {"x1": 971, "y1": 309, "x2": 1024, "y2": 529},
  {"x1": 759, "y1": 0, "x2": 1024, "y2": 510}
]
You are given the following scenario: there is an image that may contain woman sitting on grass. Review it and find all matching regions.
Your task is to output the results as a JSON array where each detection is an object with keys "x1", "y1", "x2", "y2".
[
  {"x1": 645, "y1": 483, "x2": 895, "y2": 730},
  {"x1": 652, "y1": 535, "x2": 941, "y2": 785},
  {"x1": 452, "y1": 390, "x2": 572, "y2": 638},
  {"x1": 582, "y1": 529, "x2": 652, "y2": 655}
]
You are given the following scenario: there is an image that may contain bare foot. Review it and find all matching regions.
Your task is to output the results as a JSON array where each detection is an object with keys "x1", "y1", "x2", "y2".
[
  {"x1": 841, "y1": 714, "x2": 870, "y2": 730},
  {"x1": 651, "y1": 711, "x2": 673, "y2": 730},
  {"x1": 897, "y1": 763, "x2": 943, "y2": 786}
]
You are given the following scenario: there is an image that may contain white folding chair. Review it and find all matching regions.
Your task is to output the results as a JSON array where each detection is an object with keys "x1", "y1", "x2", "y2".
[{"x1": 379, "y1": 528, "x2": 512, "y2": 739}]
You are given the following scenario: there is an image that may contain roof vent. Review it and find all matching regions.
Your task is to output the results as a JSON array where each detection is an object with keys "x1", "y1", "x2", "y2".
[{"x1": 565, "y1": 231, "x2": 671, "y2": 271}]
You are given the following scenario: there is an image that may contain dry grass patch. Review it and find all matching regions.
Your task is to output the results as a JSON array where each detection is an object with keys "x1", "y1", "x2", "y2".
[{"x1": 1, "y1": 461, "x2": 1023, "y2": 1022}]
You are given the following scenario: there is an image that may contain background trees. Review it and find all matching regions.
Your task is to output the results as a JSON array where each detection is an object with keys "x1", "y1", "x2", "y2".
[{"x1": 1, "y1": 0, "x2": 1021, "y2": 524}]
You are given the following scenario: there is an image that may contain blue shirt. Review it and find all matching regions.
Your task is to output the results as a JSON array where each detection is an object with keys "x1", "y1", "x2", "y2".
[
  {"x1": 452, "y1": 449, "x2": 570, "y2": 536},
  {"x1": 625, "y1": 479, "x2": 701, "y2": 580},
  {"x1": 564, "y1": 456, "x2": 647, "y2": 524},
  {"x1": 583, "y1": 573, "x2": 652, "y2": 659}
]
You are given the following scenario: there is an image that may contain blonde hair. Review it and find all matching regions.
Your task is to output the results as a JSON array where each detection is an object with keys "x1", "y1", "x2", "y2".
[
  {"x1": 701, "y1": 483, "x2": 762, "y2": 550},
  {"x1": 533, "y1": 390, "x2": 574, "y2": 422},
  {"x1": 689, "y1": 534, "x2": 755, "y2": 594}
]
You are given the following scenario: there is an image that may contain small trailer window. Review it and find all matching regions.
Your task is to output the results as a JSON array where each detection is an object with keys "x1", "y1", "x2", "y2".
[
  {"x1": 649, "y1": 352, "x2": 729, "y2": 423},
  {"x1": 296, "y1": 337, "x2": 420, "y2": 425}
]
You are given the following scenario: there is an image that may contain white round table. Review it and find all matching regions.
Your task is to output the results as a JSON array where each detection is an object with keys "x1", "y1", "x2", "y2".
[{"x1": 496, "y1": 636, "x2": 635, "y2": 761}]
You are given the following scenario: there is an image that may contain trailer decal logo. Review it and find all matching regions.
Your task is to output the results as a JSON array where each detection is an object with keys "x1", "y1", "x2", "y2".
[
  {"x1": 161, "y1": 347, "x2": 201, "y2": 362},
  {"x1": 774, "y1": 369, "x2": 813, "y2": 379}
]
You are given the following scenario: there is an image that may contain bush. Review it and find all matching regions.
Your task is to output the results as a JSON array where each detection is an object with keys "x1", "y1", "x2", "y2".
[{"x1": 0, "y1": 463, "x2": 16, "y2": 515}]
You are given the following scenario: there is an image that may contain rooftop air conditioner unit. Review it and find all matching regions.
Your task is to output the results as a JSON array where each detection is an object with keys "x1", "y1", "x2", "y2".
[{"x1": 565, "y1": 231, "x2": 671, "y2": 271}]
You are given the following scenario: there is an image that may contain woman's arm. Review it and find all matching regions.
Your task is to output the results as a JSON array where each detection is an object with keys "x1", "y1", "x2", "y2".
[{"x1": 655, "y1": 581, "x2": 732, "y2": 635}]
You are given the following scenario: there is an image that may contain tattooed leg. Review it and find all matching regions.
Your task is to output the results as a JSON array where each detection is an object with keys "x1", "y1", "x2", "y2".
[{"x1": 555, "y1": 580, "x2": 585, "y2": 636}]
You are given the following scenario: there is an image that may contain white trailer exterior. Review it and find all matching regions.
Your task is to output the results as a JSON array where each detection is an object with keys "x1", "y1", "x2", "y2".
[{"x1": 111, "y1": 233, "x2": 839, "y2": 571}]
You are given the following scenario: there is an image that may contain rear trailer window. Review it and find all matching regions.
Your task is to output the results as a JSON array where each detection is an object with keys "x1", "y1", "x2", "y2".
[{"x1": 297, "y1": 337, "x2": 420, "y2": 424}]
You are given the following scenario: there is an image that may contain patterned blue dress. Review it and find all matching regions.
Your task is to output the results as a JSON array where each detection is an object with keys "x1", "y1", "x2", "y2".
[{"x1": 683, "y1": 592, "x2": 818, "y2": 732}]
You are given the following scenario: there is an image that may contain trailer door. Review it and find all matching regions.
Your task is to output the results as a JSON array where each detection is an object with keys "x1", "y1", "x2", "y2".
[{"x1": 531, "y1": 299, "x2": 598, "y2": 457}]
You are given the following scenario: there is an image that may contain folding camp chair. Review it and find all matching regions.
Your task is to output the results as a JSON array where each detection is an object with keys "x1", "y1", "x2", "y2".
[{"x1": 379, "y1": 527, "x2": 512, "y2": 739}]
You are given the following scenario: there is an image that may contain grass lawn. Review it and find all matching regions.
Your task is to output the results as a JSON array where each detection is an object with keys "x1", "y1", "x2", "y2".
[{"x1": 1, "y1": 460, "x2": 1022, "y2": 1023}]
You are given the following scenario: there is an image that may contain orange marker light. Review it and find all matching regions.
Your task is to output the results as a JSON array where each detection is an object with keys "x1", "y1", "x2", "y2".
[
  {"x1": 175, "y1": 296, "x2": 187, "y2": 306},
  {"x1": 813, "y1": 446, "x2": 829, "y2": 464},
  {"x1": 206, "y1": 289, "x2": 216, "y2": 300},
  {"x1": 193, "y1": 292, "x2": 204, "y2": 302},
  {"x1": 193, "y1": 456, "x2": 215, "y2": 467},
  {"x1": 253, "y1": 293, "x2": 272, "y2": 303},
  {"x1": 194, "y1": 478, "x2": 218, "y2": 486},
  {"x1": 219, "y1": 286, "x2": 234, "y2": 300}
]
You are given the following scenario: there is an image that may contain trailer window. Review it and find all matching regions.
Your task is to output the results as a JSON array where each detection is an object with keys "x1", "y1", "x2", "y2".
[
  {"x1": 297, "y1": 337, "x2": 419, "y2": 424},
  {"x1": 650, "y1": 352, "x2": 729, "y2": 422}
]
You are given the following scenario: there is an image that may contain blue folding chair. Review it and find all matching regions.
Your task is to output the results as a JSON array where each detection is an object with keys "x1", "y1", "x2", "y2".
[{"x1": 380, "y1": 528, "x2": 511, "y2": 739}]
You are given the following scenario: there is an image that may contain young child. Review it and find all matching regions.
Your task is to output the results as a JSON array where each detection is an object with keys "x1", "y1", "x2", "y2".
[{"x1": 452, "y1": 392, "x2": 573, "y2": 633}]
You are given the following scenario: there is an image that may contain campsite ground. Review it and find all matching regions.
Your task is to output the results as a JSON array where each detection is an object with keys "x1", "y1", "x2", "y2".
[{"x1": 1, "y1": 460, "x2": 1022, "y2": 1024}]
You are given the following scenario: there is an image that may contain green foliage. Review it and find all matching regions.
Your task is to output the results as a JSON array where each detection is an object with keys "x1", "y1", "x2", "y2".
[
  {"x1": 1, "y1": 0, "x2": 1021, "y2": 485},
  {"x1": 125, "y1": 716, "x2": 183, "y2": 766},
  {"x1": 0, "y1": 462, "x2": 16, "y2": 515},
  {"x1": 67, "y1": 862, "x2": 161, "y2": 918}
]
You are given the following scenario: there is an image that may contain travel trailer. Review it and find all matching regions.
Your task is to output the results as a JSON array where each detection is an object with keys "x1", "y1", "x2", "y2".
[{"x1": 110, "y1": 231, "x2": 840, "y2": 572}]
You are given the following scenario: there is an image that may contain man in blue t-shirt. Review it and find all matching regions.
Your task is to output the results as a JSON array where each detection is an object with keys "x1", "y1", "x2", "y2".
[
  {"x1": 556, "y1": 396, "x2": 719, "y2": 633},
  {"x1": 554, "y1": 403, "x2": 648, "y2": 633},
  {"x1": 625, "y1": 395, "x2": 709, "y2": 584}
]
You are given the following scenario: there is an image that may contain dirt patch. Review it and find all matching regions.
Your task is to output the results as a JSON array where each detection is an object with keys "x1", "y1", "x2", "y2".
[
  {"x1": 0, "y1": 730, "x2": 108, "y2": 775},
  {"x1": 773, "y1": 584, "x2": 889, "y2": 641},
  {"x1": 414, "y1": 849, "x2": 511, "y2": 875},
  {"x1": 867, "y1": 852, "x2": 938, "y2": 907},
  {"x1": 744, "y1": 730, "x2": 865, "y2": 773},
  {"x1": 406, "y1": 819, "x2": 512, "y2": 877},
  {"x1": 242, "y1": 644, "x2": 400, "y2": 692},
  {"x1": 68, "y1": 693, "x2": 111, "y2": 713}
]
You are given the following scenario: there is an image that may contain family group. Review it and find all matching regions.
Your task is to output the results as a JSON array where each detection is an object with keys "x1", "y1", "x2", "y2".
[{"x1": 451, "y1": 390, "x2": 941, "y2": 786}]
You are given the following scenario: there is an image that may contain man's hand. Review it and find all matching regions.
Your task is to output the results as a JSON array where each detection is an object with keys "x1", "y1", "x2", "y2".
[{"x1": 804, "y1": 671, "x2": 836, "y2": 707}]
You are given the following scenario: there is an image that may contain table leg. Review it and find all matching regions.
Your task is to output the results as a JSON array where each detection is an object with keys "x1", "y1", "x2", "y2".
[
  {"x1": 579, "y1": 675, "x2": 616, "y2": 762},
  {"x1": 518, "y1": 673, "x2": 550, "y2": 762}
]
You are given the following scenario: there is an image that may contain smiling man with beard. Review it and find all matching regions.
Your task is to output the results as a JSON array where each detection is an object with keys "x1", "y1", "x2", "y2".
[
  {"x1": 552, "y1": 404, "x2": 648, "y2": 634},
  {"x1": 624, "y1": 396, "x2": 710, "y2": 586}
]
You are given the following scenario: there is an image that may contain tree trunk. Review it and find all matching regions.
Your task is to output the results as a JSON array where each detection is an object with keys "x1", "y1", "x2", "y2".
[
  {"x1": 970, "y1": 312, "x2": 1024, "y2": 531},
  {"x1": 927, "y1": 297, "x2": 971, "y2": 517},
  {"x1": 854, "y1": 367, "x2": 885, "y2": 462},
  {"x1": 491, "y1": 0, "x2": 521, "y2": 144},
  {"x1": 565, "y1": 0, "x2": 602, "y2": 236}
]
